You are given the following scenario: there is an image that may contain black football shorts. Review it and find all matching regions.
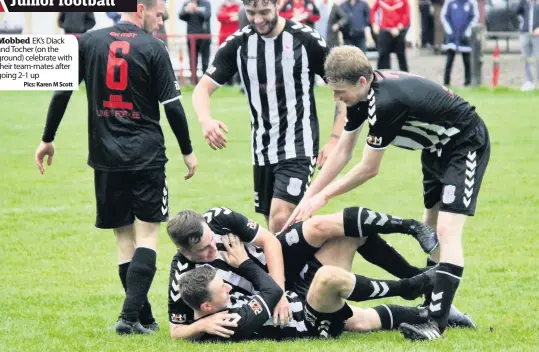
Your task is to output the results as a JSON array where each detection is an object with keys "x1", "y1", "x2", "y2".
[
  {"x1": 253, "y1": 156, "x2": 317, "y2": 216},
  {"x1": 93, "y1": 167, "x2": 169, "y2": 229},
  {"x1": 422, "y1": 117, "x2": 490, "y2": 216}
]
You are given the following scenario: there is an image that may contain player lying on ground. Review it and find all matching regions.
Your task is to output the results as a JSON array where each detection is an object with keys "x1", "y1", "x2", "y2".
[
  {"x1": 167, "y1": 206, "x2": 472, "y2": 339},
  {"x1": 177, "y1": 234, "x2": 471, "y2": 341}
]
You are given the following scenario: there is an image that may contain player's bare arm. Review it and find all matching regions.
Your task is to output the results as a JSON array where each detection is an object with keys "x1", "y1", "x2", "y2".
[
  {"x1": 317, "y1": 100, "x2": 348, "y2": 170},
  {"x1": 289, "y1": 146, "x2": 385, "y2": 224},
  {"x1": 192, "y1": 76, "x2": 229, "y2": 150},
  {"x1": 321, "y1": 145, "x2": 385, "y2": 202},
  {"x1": 252, "y1": 226, "x2": 291, "y2": 327}
]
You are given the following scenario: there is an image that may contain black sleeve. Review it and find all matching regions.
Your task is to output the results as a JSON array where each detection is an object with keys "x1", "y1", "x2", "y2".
[
  {"x1": 343, "y1": 102, "x2": 368, "y2": 133},
  {"x1": 237, "y1": 259, "x2": 283, "y2": 310},
  {"x1": 164, "y1": 100, "x2": 193, "y2": 155},
  {"x1": 42, "y1": 33, "x2": 87, "y2": 143},
  {"x1": 168, "y1": 260, "x2": 196, "y2": 325},
  {"x1": 303, "y1": 25, "x2": 330, "y2": 78},
  {"x1": 202, "y1": 207, "x2": 260, "y2": 243},
  {"x1": 179, "y1": 2, "x2": 191, "y2": 21},
  {"x1": 152, "y1": 40, "x2": 182, "y2": 104},
  {"x1": 208, "y1": 260, "x2": 282, "y2": 341},
  {"x1": 204, "y1": 36, "x2": 239, "y2": 85}
]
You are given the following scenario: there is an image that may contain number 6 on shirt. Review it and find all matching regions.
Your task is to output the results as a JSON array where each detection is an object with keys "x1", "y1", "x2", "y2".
[{"x1": 106, "y1": 41, "x2": 131, "y2": 91}]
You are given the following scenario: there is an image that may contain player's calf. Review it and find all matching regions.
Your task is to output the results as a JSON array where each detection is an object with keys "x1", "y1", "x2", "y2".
[{"x1": 343, "y1": 207, "x2": 439, "y2": 254}]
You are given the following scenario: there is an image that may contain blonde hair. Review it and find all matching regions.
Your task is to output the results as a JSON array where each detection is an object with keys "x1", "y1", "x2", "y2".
[{"x1": 324, "y1": 45, "x2": 373, "y2": 85}]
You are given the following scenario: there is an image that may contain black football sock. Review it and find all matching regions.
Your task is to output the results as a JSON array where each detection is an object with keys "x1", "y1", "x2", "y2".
[
  {"x1": 118, "y1": 261, "x2": 154, "y2": 324},
  {"x1": 120, "y1": 247, "x2": 157, "y2": 323},
  {"x1": 374, "y1": 304, "x2": 428, "y2": 330},
  {"x1": 119, "y1": 261, "x2": 130, "y2": 292},
  {"x1": 357, "y1": 234, "x2": 424, "y2": 279},
  {"x1": 421, "y1": 257, "x2": 439, "y2": 306},
  {"x1": 429, "y1": 262, "x2": 463, "y2": 333},
  {"x1": 343, "y1": 207, "x2": 409, "y2": 238},
  {"x1": 346, "y1": 274, "x2": 414, "y2": 301}
]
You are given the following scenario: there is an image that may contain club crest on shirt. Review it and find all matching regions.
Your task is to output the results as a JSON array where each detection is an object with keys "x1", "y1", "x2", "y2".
[
  {"x1": 248, "y1": 298, "x2": 263, "y2": 315},
  {"x1": 247, "y1": 219, "x2": 257, "y2": 230},
  {"x1": 367, "y1": 135, "x2": 383, "y2": 146}
]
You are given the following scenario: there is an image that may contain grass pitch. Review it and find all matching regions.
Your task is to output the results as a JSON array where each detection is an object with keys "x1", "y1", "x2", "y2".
[{"x1": 1, "y1": 85, "x2": 538, "y2": 351}]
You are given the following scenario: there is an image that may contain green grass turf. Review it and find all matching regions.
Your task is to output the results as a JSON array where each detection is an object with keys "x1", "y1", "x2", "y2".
[{"x1": 1, "y1": 85, "x2": 538, "y2": 351}]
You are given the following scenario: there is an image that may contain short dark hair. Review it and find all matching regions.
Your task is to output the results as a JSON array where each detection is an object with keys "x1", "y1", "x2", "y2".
[
  {"x1": 167, "y1": 210, "x2": 205, "y2": 250},
  {"x1": 137, "y1": 0, "x2": 165, "y2": 8},
  {"x1": 178, "y1": 265, "x2": 217, "y2": 310},
  {"x1": 243, "y1": 0, "x2": 277, "y2": 6}
]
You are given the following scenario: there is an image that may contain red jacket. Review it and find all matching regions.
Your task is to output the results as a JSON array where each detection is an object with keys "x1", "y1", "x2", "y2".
[
  {"x1": 370, "y1": 0, "x2": 410, "y2": 30},
  {"x1": 217, "y1": 2, "x2": 240, "y2": 45},
  {"x1": 279, "y1": 0, "x2": 320, "y2": 25}
]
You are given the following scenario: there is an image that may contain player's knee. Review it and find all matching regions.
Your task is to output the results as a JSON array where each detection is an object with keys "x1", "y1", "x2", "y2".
[
  {"x1": 269, "y1": 209, "x2": 290, "y2": 233},
  {"x1": 346, "y1": 309, "x2": 379, "y2": 332},
  {"x1": 313, "y1": 265, "x2": 345, "y2": 289}
]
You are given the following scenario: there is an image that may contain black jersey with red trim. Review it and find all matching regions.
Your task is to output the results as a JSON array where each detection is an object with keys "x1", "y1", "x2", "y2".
[{"x1": 78, "y1": 21, "x2": 181, "y2": 171}]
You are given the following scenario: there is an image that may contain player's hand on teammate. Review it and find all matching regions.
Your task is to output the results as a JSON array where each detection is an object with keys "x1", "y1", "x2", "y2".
[
  {"x1": 182, "y1": 152, "x2": 198, "y2": 180},
  {"x1": 201, "y1": 310, "x2": 238, "y2": 338},
  {"x1": 35, "y1": 141, "x2": 55, "y2": 175},
  {"x1": 317, "y1": 139, "x2": 337, "y2": 170},
  {"x1": 201, "y1": 118, "x2": 228, "y2": 150},
  {"x1": 222, "y1": 234, "x2": 248, "y2": 268},
  {"x1": 281, "y1": 194, "x2": 328, "y2": 231},
  {"x1": 273, "y1": 295, "x2": 292, "y2": 328}
]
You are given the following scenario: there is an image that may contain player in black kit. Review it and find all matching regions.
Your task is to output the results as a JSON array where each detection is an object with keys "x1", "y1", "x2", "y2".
[
  {"x1": 285, "y1": 45, "x2": 489, "y2": 341},
  {"x1": 177, "y1": 234, "x2": 470, "y2": 342},
  {"x1": 34, "y1": 0, "x2": 197, "y2": 335},
  {"x1": 165, "y1": 205, "x2": 475, "y2": 340}
]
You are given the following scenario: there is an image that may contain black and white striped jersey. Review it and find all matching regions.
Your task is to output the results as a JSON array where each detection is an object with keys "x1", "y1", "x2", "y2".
[
  {"x1": 344, "y1": 70, "x2": 481, "y2": 155},
  {"x1": 205, "y1": 20, "x2": 329, "y2": 166},
  {"x1": 168, "y1": 207, "x2": 269, "y2": 325},
  {"x1": 198, "y1": 290, "x2": 310, "y2": 342}
]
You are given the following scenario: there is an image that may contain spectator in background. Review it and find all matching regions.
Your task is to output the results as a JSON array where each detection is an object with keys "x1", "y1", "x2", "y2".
[
  {"x1": 179, "y1": 0, "x2": 212, "y2": 85},
  {"x1": 325, "y1": 0, "x2": 349, "y2": 48},
  {"x1": 514, "y1": 0, "x2": 539, "y2": 91},
  {"x1": 419, "y1": 0, "x2": 434, "y2": 48},
  {"x1": 440, "y1": 0, "x2": 479, "y2": 87},
  {"x1": 280, "y1": 0, "x2": 321, "y2": 28},
  {"x1": 217, "y1": 0, "x2": 241, "y2": 45},
  {"x1": 341, "y1": 0, "x2": 370, "y2": 51},
  {"x1": 217, "y1": 0, "x2": 241, "y2": 86},
  {"x1": 315, "y1": 0, "x2": 331, "y2": 39},
  {"x1": 58, "y1": 12, "x2": 95, "y2": 34},
  {"x1": 106, "y1": 12, "x2": 122, "y2": 24},
  {"x1": 370, "y1": 0, "x2": 410, "y2": 71}
]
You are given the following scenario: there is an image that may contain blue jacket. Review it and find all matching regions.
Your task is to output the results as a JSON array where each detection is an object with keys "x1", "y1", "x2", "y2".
[
  {"x1": 340, "y1": 0, "x2": 370, "y2": 38},
  {"x1": 441, "y1": 0, "x2": 479, "y2": 52},
  {"x1": 514, "y1": 0, "x2": 539, "y2": 33}
]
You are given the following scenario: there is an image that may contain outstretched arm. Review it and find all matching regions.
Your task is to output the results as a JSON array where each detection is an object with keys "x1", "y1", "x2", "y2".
[{"x1": 317, "y1": 100, "x2": 348, "y2": 169}]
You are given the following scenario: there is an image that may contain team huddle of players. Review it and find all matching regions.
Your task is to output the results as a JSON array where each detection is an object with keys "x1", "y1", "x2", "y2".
[{"x1": 35, "y1": 0, "x2": 489, "y2": 343}]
